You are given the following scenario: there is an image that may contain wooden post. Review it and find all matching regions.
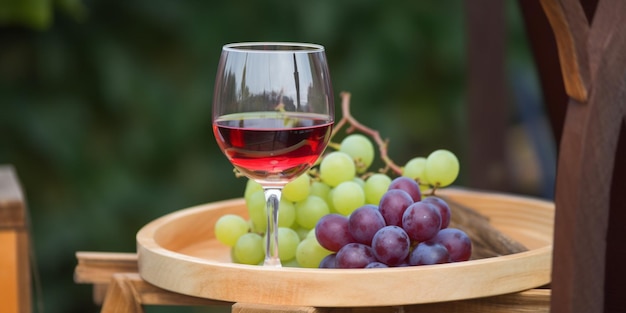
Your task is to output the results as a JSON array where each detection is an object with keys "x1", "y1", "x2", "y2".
[
  {"x1": 538, "y1": 0, "x2": 626, "y2": 312},
  {"x1": 464, "y1": 0, "x2": 511, "y2": 192},
  {"x1": 0, "y1": 165, "x2": 32, "y2": 313}
]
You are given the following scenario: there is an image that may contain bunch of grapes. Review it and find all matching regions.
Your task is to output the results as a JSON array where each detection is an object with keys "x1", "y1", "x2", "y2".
[
  {"x1": 214, "y1": 133, "x2": 469, "y2": 268},
  {"x1": 316, "y1": 176, "x2": 471, "y2": 268}
]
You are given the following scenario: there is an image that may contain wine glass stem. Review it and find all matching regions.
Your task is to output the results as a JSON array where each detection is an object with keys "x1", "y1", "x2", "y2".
[{"x1": 263, "y1": 187, "x2": 282, "y2": 267}]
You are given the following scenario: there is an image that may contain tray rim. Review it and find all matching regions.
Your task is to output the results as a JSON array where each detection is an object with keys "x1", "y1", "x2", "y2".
[{"x1": 137, "y1": 187, "x2": 554, "y2": 307}]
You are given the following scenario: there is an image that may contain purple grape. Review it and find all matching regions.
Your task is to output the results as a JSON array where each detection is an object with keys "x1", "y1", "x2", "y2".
[
  {"x1": 315, "y1": 214, "x2": 355, "y2": 252},
  {"x1": 336, "y1": 243, "x2": 377, "y2": 268},
  {"x1": 348, "y1": 205, "x2": 386, "y2": 245},
  {"x1": 365, "y1": 261, "x2": 389, "y2": 268},
  {"x1": 371, "y1": 226, "x2": 411, "y2": 266},
  {"x1": 402, "y1": 201, "x2": 442, "y2": 242},
  {"x1": 378, "y1": 189, "x2": 414, "y2": 226},
  {"x1": 408, "y1": 242, "x2": 450, "y2": 266},
  {"x1": 388, "y1": 176, "x2": 422, "y2": 202},
  {"x1": 423, "y1": 196, "x2": 451, "y2": 229},
  {"x1": 428, "y1": 228, "x2": 472, "y2": 262},
  {"x1": 319, "y1": 253, "x2": 337, "y2": 268}
]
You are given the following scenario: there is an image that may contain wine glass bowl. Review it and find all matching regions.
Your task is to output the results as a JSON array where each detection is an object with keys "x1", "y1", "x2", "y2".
[{"x1": 212, "y1": 42, "x2": 334, "y2": 266}]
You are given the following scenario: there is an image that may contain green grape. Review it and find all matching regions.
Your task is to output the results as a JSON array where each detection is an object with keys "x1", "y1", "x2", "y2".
[
  {"x1": 332, "y1": 181, "x2": 366, "y2": 216},
  {"x1": 310, "y1": 181, "x2": 331, "y2": 200},
  {"x1": 293, "y1": 226, "x2": 311, "y2": 241},
  {"x1": 283, "y1": 173, "x2": 311, "y2": 202},
  {"x1": 352, "y1": 176, "x2": 365, "y2": 188},
  {"x1": 424, "y1": 149, "x2": 460, "y2": 188},
  {"x1": 340, "y1": 134, "x2": 375, "y2": 173},
  {"x1": 325, "y1": 188, "x2": 338, "y2": 214},
  {"x1": 403, "y1": 157, "x2": 428, "y2": 184},
  {"x1": 306, "y1": 228, "x2": 317, "y2": 239},
  {"x1": 364, "y1": 173, "x2": 392, "y2": 204},
  {"x1": 319, "y1": 151, "x2": 356, "y2": 187},
  {"x1": 282, "y1": 258, "x2": 300, "y2": 267},
  {"x1": 245, "y1": 190, "x2": 266, "y2": 233},
  {"x1": 244, "y1": 179, "x2": 263, "y2": 200},
  {"x1": 403, "y1": 157, "x2": 431, "y2": 191},
  {"x1": 278, "y1": 198, "x2": 296, "y2": 228},
  {"x1": 296, "y1": 236, "x2": 333, "y2": 268},
  {"x1": 233, "y1": 233, "x2": 264, "y2": 265},
  {"x1": 214, "y1": 214, "x2": 249, "y2": 247},
  {"x1": 276, "y1": 227, "x2": 300, "y2": 261},
  {"x1": 295, "y1": 195, "x2": 330, "y2": 229}
]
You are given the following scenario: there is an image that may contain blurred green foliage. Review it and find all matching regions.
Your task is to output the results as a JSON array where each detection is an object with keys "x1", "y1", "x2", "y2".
[{"x1": 0, "y1": 1, "x2": 538, "y2": 312}]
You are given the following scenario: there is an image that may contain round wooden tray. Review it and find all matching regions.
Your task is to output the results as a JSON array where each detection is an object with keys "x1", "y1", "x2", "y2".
[{"x1": 136, "y1": 188, "x2": 553, "y2": 307}]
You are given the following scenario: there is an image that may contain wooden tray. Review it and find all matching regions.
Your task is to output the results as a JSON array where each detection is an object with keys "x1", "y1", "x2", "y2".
[{"x1": 136, "y1": 188, "x2": 553, "y2": 307}]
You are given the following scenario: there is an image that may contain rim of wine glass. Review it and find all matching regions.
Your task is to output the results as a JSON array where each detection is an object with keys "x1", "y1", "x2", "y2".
[{"x1": 223, "y1": 42, "x2": 325, "y2": 53}]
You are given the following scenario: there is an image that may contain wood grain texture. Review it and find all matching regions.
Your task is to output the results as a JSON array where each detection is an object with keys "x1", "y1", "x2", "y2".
[
  {"x1": 539, "y1": 0, "x2": 590, "y2": 102},
  {"x1": 464, "y1": 0, "x2": 510, "y2": 192},
  {"x1": 539, "y1": 1, "x2": 626, "y2": 312},
  {"x1": 233, "y1": 289, "x2": 550, "y2": 313},
  {"x1": 540, "y1": 0, "x2": 590, "y2": 102},
  {"x1": 136, "y1": 189, "x2": 553, "y2": 307},
  {"x1": 76, "y1": 252, "x2": 550, "y2": 313},
  {"x1": 0, "y1": 165, "x2": 31, "y2": 313}
]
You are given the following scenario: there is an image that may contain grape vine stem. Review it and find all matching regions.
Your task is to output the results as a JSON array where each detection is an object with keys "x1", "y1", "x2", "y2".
[{"x1": 331, "y1": 92, "x2": 404, "y2": 176}]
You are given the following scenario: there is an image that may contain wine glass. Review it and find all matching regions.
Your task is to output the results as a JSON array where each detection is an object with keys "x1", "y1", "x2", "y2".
[{"x1": 212, "y1": 42, "x2": 335, "y2": 267}]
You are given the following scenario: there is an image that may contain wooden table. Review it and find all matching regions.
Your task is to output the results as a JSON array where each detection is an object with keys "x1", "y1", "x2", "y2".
[{"x1": 74, "y1": 251, "x2": 551, "y2": 313}]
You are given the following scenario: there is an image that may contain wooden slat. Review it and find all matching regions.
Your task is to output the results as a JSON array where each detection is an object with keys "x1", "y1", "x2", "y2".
[
  {"x1": 75, "y1": 251, "x2": 139, "y2": 284},
  {"x1": 100, "y1": 273, "x2": 231, "y2": 310},
  {"x1": 539, "y1": 0, "x2": 590, "y2": 102},
  {"x1": 464, "y1": 0, "x2": 510, "y2": 192},
  {"x1": 537, "y1": 1, "x2": 626, "y2": 312},
  {"x1": 233, "y1": 289, "x2": 551, "y2": 313},
  {"x1": 0, "y1": 231, "x2": 20, "y2": 313},
  {"x1": 100, "y1": 273, "x2": 144, "y2": 313},
  {"x1": 75, "y1": 252, "x2": 140, "y2": 303},
  {"x1": 0, "y1": 165, "x2": 31, "y2": 313},
  {"x1": 75, "y1": 252, "x2": 232, "y2": 308}
]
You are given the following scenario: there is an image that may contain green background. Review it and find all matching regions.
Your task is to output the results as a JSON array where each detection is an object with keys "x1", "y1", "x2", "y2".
[{"x1": 0, "y1": 1, "x2": 553, "y2": 312}]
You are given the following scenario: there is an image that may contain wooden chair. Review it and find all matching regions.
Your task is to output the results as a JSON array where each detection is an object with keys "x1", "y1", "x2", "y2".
[
  {"x1": 0, "y1": 165, "x2": 32, "y2": 313},
  {"x1": 469, "y1": 1, "x2": 626, "y2": 312},
  {"x1": 534, "y1": 1, "x2": 626, "y2": 312}
]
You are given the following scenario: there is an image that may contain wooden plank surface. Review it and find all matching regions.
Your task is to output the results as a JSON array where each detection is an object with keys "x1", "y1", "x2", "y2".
[
  {"x1": 0, "y1": 165, "x2": 31, "y2": 313},
  {"x1": 232, "y1": 289, "x2": 551, "y2": 313}
]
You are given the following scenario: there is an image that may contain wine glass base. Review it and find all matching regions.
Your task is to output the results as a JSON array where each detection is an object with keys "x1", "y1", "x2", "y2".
[{"x1": 263, "y1": 258, "x2": 282, "y2": 267}]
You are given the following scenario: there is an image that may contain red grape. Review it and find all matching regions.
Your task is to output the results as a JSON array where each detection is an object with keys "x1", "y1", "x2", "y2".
[
  {"x1": 402, "y1": 201, "x2": 442, "y2": 242},
  {"x1": 408, "y1": 242, "x2": 450, "y2": 266},
  {"x1": 388, "y1": 176, "x2": 422, "y2": 202},
  {"x1": 315, "y1": 214, "x2": 355, "y2": 252},
  {"x1": 365, "y1": 261, "x2": 389, "y2": 268},
  {"x1": 423, "y1": 196, "x2": 451, "y2": 229},
  {"x1": 371, "y1": 226, "x2": 411, "y2": 266},
  {"x1": 336, "y1": 243, "x2": 377, "y2": 268},
  {"x1": 378, "y1": 189, "x2": 414, "y2": 226},
  {"x1": 319, "y1": 253, "x2": 337, "y2": 268},
  {"x1": 348, "y1": 205, "x2": 386, "y2": 245},
  {"x1": 428, "y1": 228, "x2": 472, "y2": 262}
]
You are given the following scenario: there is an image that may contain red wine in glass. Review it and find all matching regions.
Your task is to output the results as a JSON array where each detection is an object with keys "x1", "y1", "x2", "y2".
[{"x1": 214, "y1": 112, "x2": 332, "y2": 184}]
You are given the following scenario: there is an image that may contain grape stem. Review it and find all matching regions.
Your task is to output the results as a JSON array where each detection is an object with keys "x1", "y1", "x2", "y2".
[{"x1": 331, "y1": 92, "x2": 404, "y2": 176}]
